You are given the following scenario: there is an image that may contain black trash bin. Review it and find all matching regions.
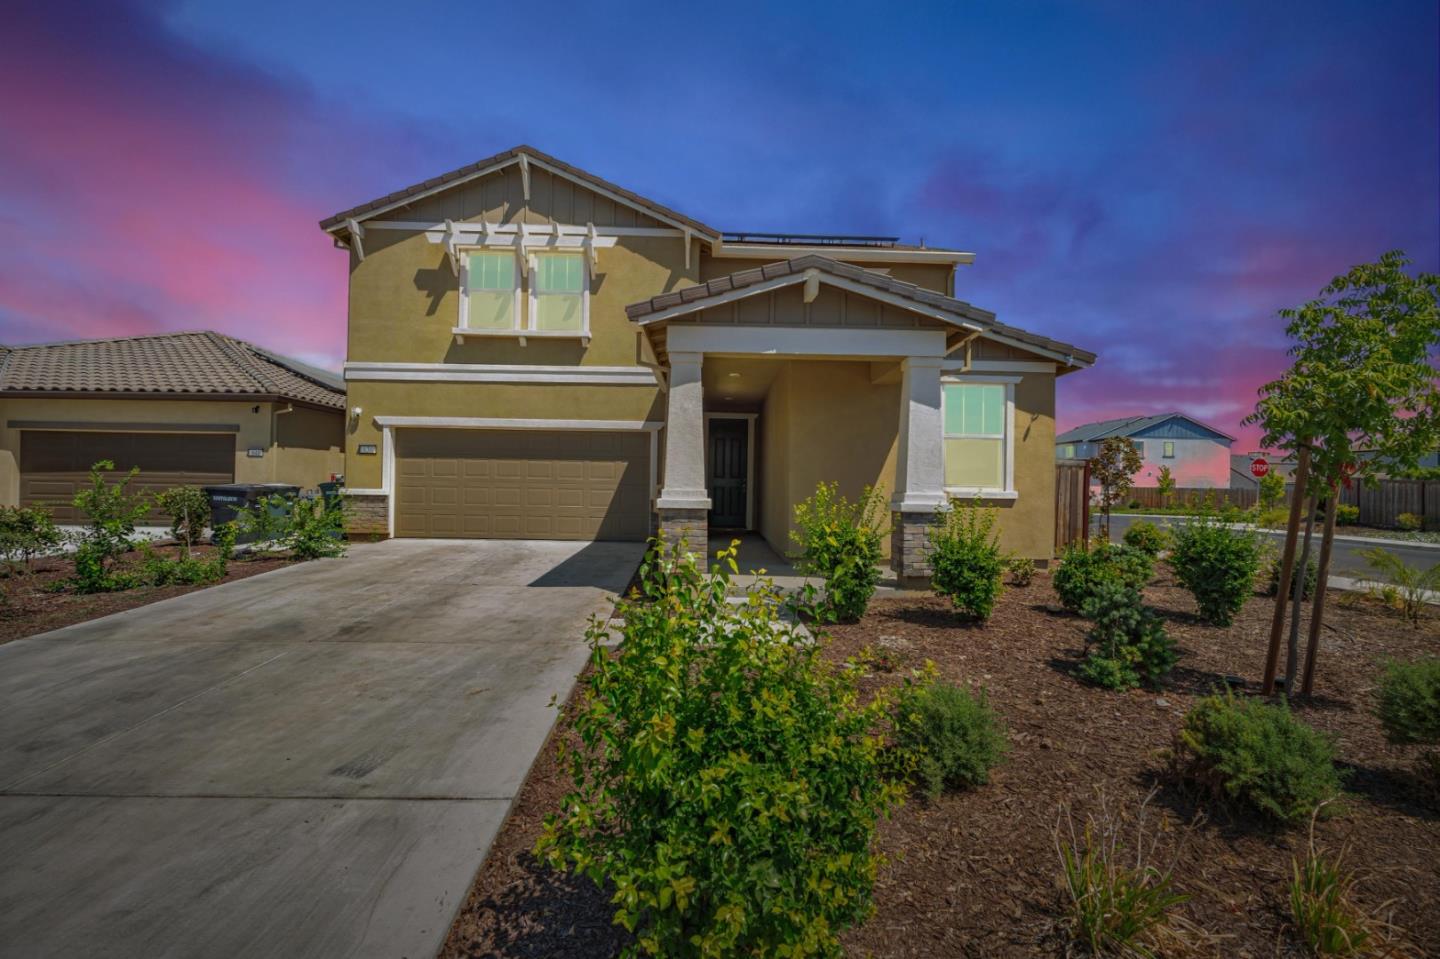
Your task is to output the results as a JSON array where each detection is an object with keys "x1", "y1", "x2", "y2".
[{"x1": 204, "y1": 483, "x2": 300, "y2": 543}]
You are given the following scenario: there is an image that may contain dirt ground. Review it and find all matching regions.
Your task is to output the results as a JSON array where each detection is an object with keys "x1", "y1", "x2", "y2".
[
  {"x1": 0, "y1": 544, "x2": 294, "y2": 644},
  {"x1": 441, "y1": 571, "x2": 1439, "y2": 958}
]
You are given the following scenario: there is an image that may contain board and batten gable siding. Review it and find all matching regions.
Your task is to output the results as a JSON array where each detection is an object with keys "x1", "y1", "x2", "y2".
[
  {"x1": 701, "y1": 256, "x2": 955, "y2": 297},
  {"x1": 384, "y1": 163, "x2": 672, "y2": 229},
  {"x1": 669, "y1": 281, "x2": 950, "y2": 331}
]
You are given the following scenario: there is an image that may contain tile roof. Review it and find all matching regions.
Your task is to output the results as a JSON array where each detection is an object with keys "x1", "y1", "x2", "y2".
[
  {"x1": 319, "y1": 144, "x2": 721, "y2": 239},
  {"x1": 0, "y1": 332, "x2": 346, "y2": 409},
  {"x1": 1056, "y1": 412, "x2": 1235, "y2": 443},
  {"x1": 625, "y1": 254, "x2": 1096, "y2": 366}
]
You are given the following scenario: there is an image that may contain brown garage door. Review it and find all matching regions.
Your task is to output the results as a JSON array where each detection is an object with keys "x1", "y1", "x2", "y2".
[
  {"x1": 395, "y1": 429, "x2": 650, "y2": 541},
  {"x1": 21, "y1": 430, "x2": 235, "y2": 523}
]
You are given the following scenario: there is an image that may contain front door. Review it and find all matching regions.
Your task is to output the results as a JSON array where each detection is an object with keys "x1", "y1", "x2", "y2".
[{"x1": 707, "y1": 418, "x2": 748, "y2": 528}]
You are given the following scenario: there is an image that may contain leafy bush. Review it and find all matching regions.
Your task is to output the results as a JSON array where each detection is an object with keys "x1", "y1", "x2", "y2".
[
  {"x1": 1168, "y1": 518, "x2": 1262, "y2": 626},
  {"x1": 71, "y1": 461, "x2": 152, "y2": 593},
  {"x1": 1056, "y1": 793, "x2": 1187, "y2": 958},
  {"x1": 0, "y1": 505, "x2": 63, "y2": 574},
  {"x1": 1077, "y1": 581, "x2": 1177, "y2": 690},
  {"x1": 1122, "y1": 521, "x2": 1169, "y2": 557},
  {"x1": 156, "y1": 485, "x2": 210, "y2": 551},
  {"x1": 1171, "y1": 692, "x2": 1345, "y2": 824},
  {"x1": 1396, "y1": 511, "x2": 1423, "y2": 532},
  {"x1": 239, "y1": 493, "x2": 347, "y2": 560},
  {"x1": 1258, "y1": 470, "x2": 1286, "y2": 511},
  {"x1": 791, "y1": 481, "x2": 887, "y2": 622},
  {"x1": 1265, "y1": 553, "x2": 1318, "y2": 600},
  {"x1": 537, "y1": 541, "x2": 905, "y2": 957},
  {"x1": 1006, "y1": 554, "x2": 1035, "y2": 587},
  {"x1": 1256, "y1": 506, "x2": 1291, "y2": 529},
  {"x1": 1359, "y1": 547, "x2": 1440, "y2": 627},
  {"x1": 1374, "y1": 657, "x2": 1440, "y2": 748},
  {"x1": 928, "y1": 502, "x2": 1005, "y2": 621},
  {"x1": 1052, "y1": 543, "x2": 1153, "y2": 613},
  {"x1": 894, "y1": 681, "x2": 1007, "y2": 799},
  {"x1": 1333, "y1": 503, "x2": 1359, "y2": 526},
  {"x1": 140, "y1": 523, "x2": 237, "y2": 586}
]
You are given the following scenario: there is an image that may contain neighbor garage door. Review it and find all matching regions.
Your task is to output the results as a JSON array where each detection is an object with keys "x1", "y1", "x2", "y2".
[
  {"x1": 395, "y1": 429, "x2": 650, "y2": 541},
  {"x1": 21, "y1": 430, "x2": 235, "y2": 523}
]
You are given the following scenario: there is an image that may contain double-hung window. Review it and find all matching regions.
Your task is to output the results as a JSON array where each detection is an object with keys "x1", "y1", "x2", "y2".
[
  {"x1": 1162, "y1": 441, "x2": 1175, "y2": 459},
  {"x1": 460, "y1": 252, "x2": 518, "y2": 331},
  {"x1": 941, "y1": 379, "x2": 1014, "y2": 495},
  {"x1": 531, "y1": 253, "x2": 587, "y2": 333}
]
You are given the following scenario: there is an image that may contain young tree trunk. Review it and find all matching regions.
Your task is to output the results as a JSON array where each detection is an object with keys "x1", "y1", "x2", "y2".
[
  {"x1": 1262, "y1": 446, "x2": 1310, "y2": 694},
  {"x1": 1300, "y1": 484, "x2": 1340, "y2": 698},
  {"x1": 1284, "y1": 494, "x2": 1318, "y2": 696}
]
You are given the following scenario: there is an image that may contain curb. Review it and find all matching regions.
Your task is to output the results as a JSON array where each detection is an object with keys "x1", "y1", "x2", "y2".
[{"x1": 1108, "y1": 515, "x2": 1440, "y2": 551}]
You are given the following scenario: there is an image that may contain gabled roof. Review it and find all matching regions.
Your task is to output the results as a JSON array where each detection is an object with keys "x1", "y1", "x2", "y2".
[
  {"x1": 1056, "y1": 412, "x2": 1235, "y2": 444},
  {"x1": 0, "y1": 332, "x2": 346, "y2": 410},
  {"x1": 319, "y1": 144, "x2": 721, "y2": 239},
  {"x1": 625, "y1": 254, "x2": 1096, "y2": 367}
]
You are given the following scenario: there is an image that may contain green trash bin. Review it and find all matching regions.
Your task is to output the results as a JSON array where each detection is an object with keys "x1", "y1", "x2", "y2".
[{"x1": 203, "y1": 483, "x2": 300, "y2": 544}]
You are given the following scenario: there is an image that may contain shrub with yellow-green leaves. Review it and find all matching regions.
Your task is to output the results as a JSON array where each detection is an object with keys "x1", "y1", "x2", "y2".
[{"x1": 537, "y1": 540, "x2": 907, "y2": 958}]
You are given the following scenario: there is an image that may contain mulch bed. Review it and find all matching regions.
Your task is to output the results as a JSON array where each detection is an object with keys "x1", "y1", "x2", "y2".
[
  {"x1": 0, "y1": 544, "x2": 295, "y2": 645},
  {"x1": 441, "y1": 572, "x2": 1439, "y2": 958}
]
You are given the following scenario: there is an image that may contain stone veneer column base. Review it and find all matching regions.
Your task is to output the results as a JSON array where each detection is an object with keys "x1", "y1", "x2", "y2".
[
  {"x1": 344, "y1": 493, "x2": 389, "y2": 538},
  {"x1": 656, "y1": 506, "x2": 709, "y2": 570},
  {"x1": 890, "y1": 510, "x2": 943, "y2": 589}
]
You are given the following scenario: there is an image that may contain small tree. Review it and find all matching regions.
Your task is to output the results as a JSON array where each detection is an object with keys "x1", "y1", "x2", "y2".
[
  {"x1": 1091, "y1": 437, "x2": 1143, "y2": 539},
  {"x1": 0, "y1": 505, "x2": 63, "y2": 575},
  {"x1": 71, "y1": 461, "x2": 152, "y2": 593},
  {"x1": 156, "y1": 486, "x2": 210, "y2": 557},
  {"x1": 1257, "y1": 470, "x2": 1286, "y2": 512},
  {"x1": 1246, "y1": 252, "x2": 1440, "y2": 698},
  {"x1": 1155, "y1": 465, "x2": 1176, "y2": 511}
]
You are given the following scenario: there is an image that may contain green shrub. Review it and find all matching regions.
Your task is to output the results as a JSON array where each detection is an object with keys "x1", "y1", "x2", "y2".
[
  {"x1": 140, "y1": 523, "x2": 237, "y2": 586},
  {"x1": 791, "y1": 481, "x2": 887, "y2": 622},
  {"x1": 1052, "y1": 543, "x2": 1153, "y2": 613},
  {"x1": 1057, "y1": 796, "x2": 1187, "y2": 958},
  {"x1": 1258, "y1": 470, "x2": 1286, "y2": 511},
  {"x1": 1265, "y1": 554, "x2": 1318, "y2": 599},
  {"x1": 239, "y1": 493, "x2": 347, "y2": 560},
  {"x1": 1359, "y1": 547, "x2": 1440, "y2": 627},
  {"x1": 70, "y1": 461, "x2": 152, "y2": 593},
  {"x1": 1006, "y1": 554, "x2": 1035, "y2": 587},
  {"x1": 1168, "y1": 518, "x2": 1262, "y2": 626},
  {"x1": 895, "y1": 681, "x2": 1007, "y2": 798},
  {"x1": 1396, "y1": 512, "x2": 1423, "y2": 532},
  {"x1": 1374, "y1": 657, "x2": 1440, "y2": 748},
  {"x1": 1256, "y1": 506, "x2": 1291, "y2": 529},
  {"x1": 1122, "y1": 521, "x2": 1169, "y2": 557},
  {"x1": 1333, "y1": 503, "x2": 1359, "y2": 526},
  {"x1": 537, "y1": 540, "x2": 905, "y2": 957},
  {"x1": 1171, "y1": 692, "x2": 1345, "y2": 824},
  {"x1": 1077, "y1": 582, "x2": 1177, "y2": 690},
  {"x1": 1290, "y1": 842, "x2": 1383, "y2": 957},
  {"x1": 928, "y1": 502, "x2": 1005, "y2": 621},
  {"x1": 156, "y1": 486, "x2": 210, "y2": 552},
  {"x1": 0, "y1": 505, "x2": 63, "y2": 574}
]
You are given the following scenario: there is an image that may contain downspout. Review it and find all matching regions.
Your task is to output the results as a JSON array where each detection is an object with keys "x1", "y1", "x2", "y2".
[{"x1": 271, "y1": 402, "x2": 294, "y2": 483}]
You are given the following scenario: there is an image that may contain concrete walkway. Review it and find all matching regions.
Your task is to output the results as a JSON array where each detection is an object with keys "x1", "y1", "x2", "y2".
[{"x1": 0, "y1": 538, "x2": 642, "y2": 959}]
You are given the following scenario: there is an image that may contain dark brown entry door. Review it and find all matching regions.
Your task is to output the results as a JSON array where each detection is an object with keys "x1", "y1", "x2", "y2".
[
  {"x1": 20, "y1": 430, "x2": 236, "y2": 522},
  {"x1": 707, "y1": 418, "x2": 748, "y2": 529}
]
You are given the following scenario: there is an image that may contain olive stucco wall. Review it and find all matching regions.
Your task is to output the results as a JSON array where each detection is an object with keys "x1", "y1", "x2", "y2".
[{"x1": 0, "y1": 397, "x2": 343, "y2": 507}]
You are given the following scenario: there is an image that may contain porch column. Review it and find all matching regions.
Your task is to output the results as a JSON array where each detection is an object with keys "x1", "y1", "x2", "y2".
[
  {"x1": 890, "y1": 355, "x2": 947, "y2": 585},
  {"x1": 656, "y1": 350, "x2": 711, "y2": 565}
]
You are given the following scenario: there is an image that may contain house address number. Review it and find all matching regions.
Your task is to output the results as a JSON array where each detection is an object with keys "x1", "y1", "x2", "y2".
[{"x1": 357, "y1": 444, "x2": 378, "y2": 455}]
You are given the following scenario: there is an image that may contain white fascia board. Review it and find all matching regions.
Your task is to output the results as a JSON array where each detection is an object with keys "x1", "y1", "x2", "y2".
[
  {"x1": 713, "y1": 242, "x2": 975, "y2": 265},
  {"x1": 373, "y1": 416, "x2": 664, "y2": 431},
  {"x1": 942, "y1": 360, "x2": 1057, "y2": 374},
  {"x1": 344, "y1": 362, "x2": 658, "y2": 385},
  {"x1": 666, "y1": 324, "x2": 947, "y2": 358}
]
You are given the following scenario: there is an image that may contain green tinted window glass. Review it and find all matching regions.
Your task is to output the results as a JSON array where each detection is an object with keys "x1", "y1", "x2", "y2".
[
  {"x1": 537, "y1": 254, "x2": 583, "y2": 292},
  {"x1": 943, "y1": 383, "x2": 1005, "y2": 437},
  {"x1": 468, "y1": 252, "x2": 513, "y2": 291}
]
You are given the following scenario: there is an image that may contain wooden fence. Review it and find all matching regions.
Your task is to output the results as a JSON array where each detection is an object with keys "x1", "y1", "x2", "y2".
[
  {"x1": 1337, "y1": 479, "x2": 1440, "y2": 529},
  {"x1": 1126, "y1": 487, "x2": 1258, "y2": 511},
  {"x1": 1055, "y1": 459, "x2": 1090, "y2": 551}
]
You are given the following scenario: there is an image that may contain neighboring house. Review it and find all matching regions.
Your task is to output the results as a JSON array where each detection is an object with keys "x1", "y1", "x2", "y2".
[
  {"x1": 0, "y1": 332, "x2": 346, "y2": 522},
  {"x1": 324, "y1": 145, "x2": 1095, "y2": 576},
  {"x1": 1056, "y1": 412, "x2": 1234, "y2": 489}
]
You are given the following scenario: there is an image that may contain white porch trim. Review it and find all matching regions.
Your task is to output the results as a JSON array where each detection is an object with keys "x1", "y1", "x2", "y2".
[
  {"x1": 344, "y1": 362, "x2": 658, "y2": 385},
  {"x1": 656, "y1": 352, "x2": 711, "y2": 510},
  {"x1": 891, "y1": 356, "x2": 948, "y2": 513},
  {"x1": 666, "y1": 324, "x2": 947, "y2": 359}
]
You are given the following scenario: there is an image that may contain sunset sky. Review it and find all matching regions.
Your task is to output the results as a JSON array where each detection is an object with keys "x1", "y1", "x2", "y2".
[{"x1": 2, "y1": 0, "x2": 1435, "y2": 448}]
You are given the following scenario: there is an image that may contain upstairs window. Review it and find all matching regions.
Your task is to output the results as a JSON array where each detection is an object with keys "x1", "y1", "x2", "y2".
[
  {"x1": 532, "y1": 253, "x2": 587, "y2": 333},
  {"x1": 461, "y1": 252, "x2": 517, "y2": 330},
  {"x1": 1162, "y1": 441, "x2": 1176, "y2": 458},
  {"x1": 942, "y1": 380, "x2": 1012, "y2": 494}
]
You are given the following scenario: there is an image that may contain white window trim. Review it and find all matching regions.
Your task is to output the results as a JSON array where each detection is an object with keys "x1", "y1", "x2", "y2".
[
  {"x1": 941, "y1": 374, "x2": 1017, "y2": 499},
  {"x1": 456, "y1": 249, "x2": 521, "y2": 335},
  {"x1": 528, "y1": 251, "x2": 591, "y2": 342}
]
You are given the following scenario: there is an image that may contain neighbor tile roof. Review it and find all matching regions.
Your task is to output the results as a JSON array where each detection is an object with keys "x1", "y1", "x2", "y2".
[
  {"x1": 319, "y1": 144, "x2": 721, "y2": 239},
  {"x1": 625, "y1": 254, "x2": 1096, "y2": 366},
  {"x1": 1056, "y1": 412, "x2": 1235, "y2": 443},
  {"x1": 0, "y1": 332, "x2": 346, "y2": 409}
]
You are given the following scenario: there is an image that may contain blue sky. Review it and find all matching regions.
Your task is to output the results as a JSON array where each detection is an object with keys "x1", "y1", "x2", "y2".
[{"x1": 2, "y1": 0, "x2": 1435, "y2": 444}]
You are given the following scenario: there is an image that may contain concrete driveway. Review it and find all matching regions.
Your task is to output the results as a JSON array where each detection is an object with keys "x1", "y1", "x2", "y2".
[{"x1": 0, "y1": 538, "x2": 642, "y2": 959}]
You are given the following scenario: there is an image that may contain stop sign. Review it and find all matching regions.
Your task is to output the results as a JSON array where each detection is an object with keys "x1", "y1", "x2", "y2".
[{"x1": 1250, "y1": 458, "x2": 1270, "y2": 478}]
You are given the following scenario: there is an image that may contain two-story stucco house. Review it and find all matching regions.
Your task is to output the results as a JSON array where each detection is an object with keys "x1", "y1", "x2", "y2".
[
  {"x1": 1056, "y1": 412, "x2": 1235, "y2": 489},
  {"x1": 323, "y1": 146, "x2": 1094, "y2": 581}
]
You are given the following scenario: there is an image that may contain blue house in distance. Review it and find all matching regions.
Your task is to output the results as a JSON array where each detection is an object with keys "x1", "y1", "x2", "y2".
[{"x1": 1056, "y1": 412, "x2": 1235, "y2": 489}]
